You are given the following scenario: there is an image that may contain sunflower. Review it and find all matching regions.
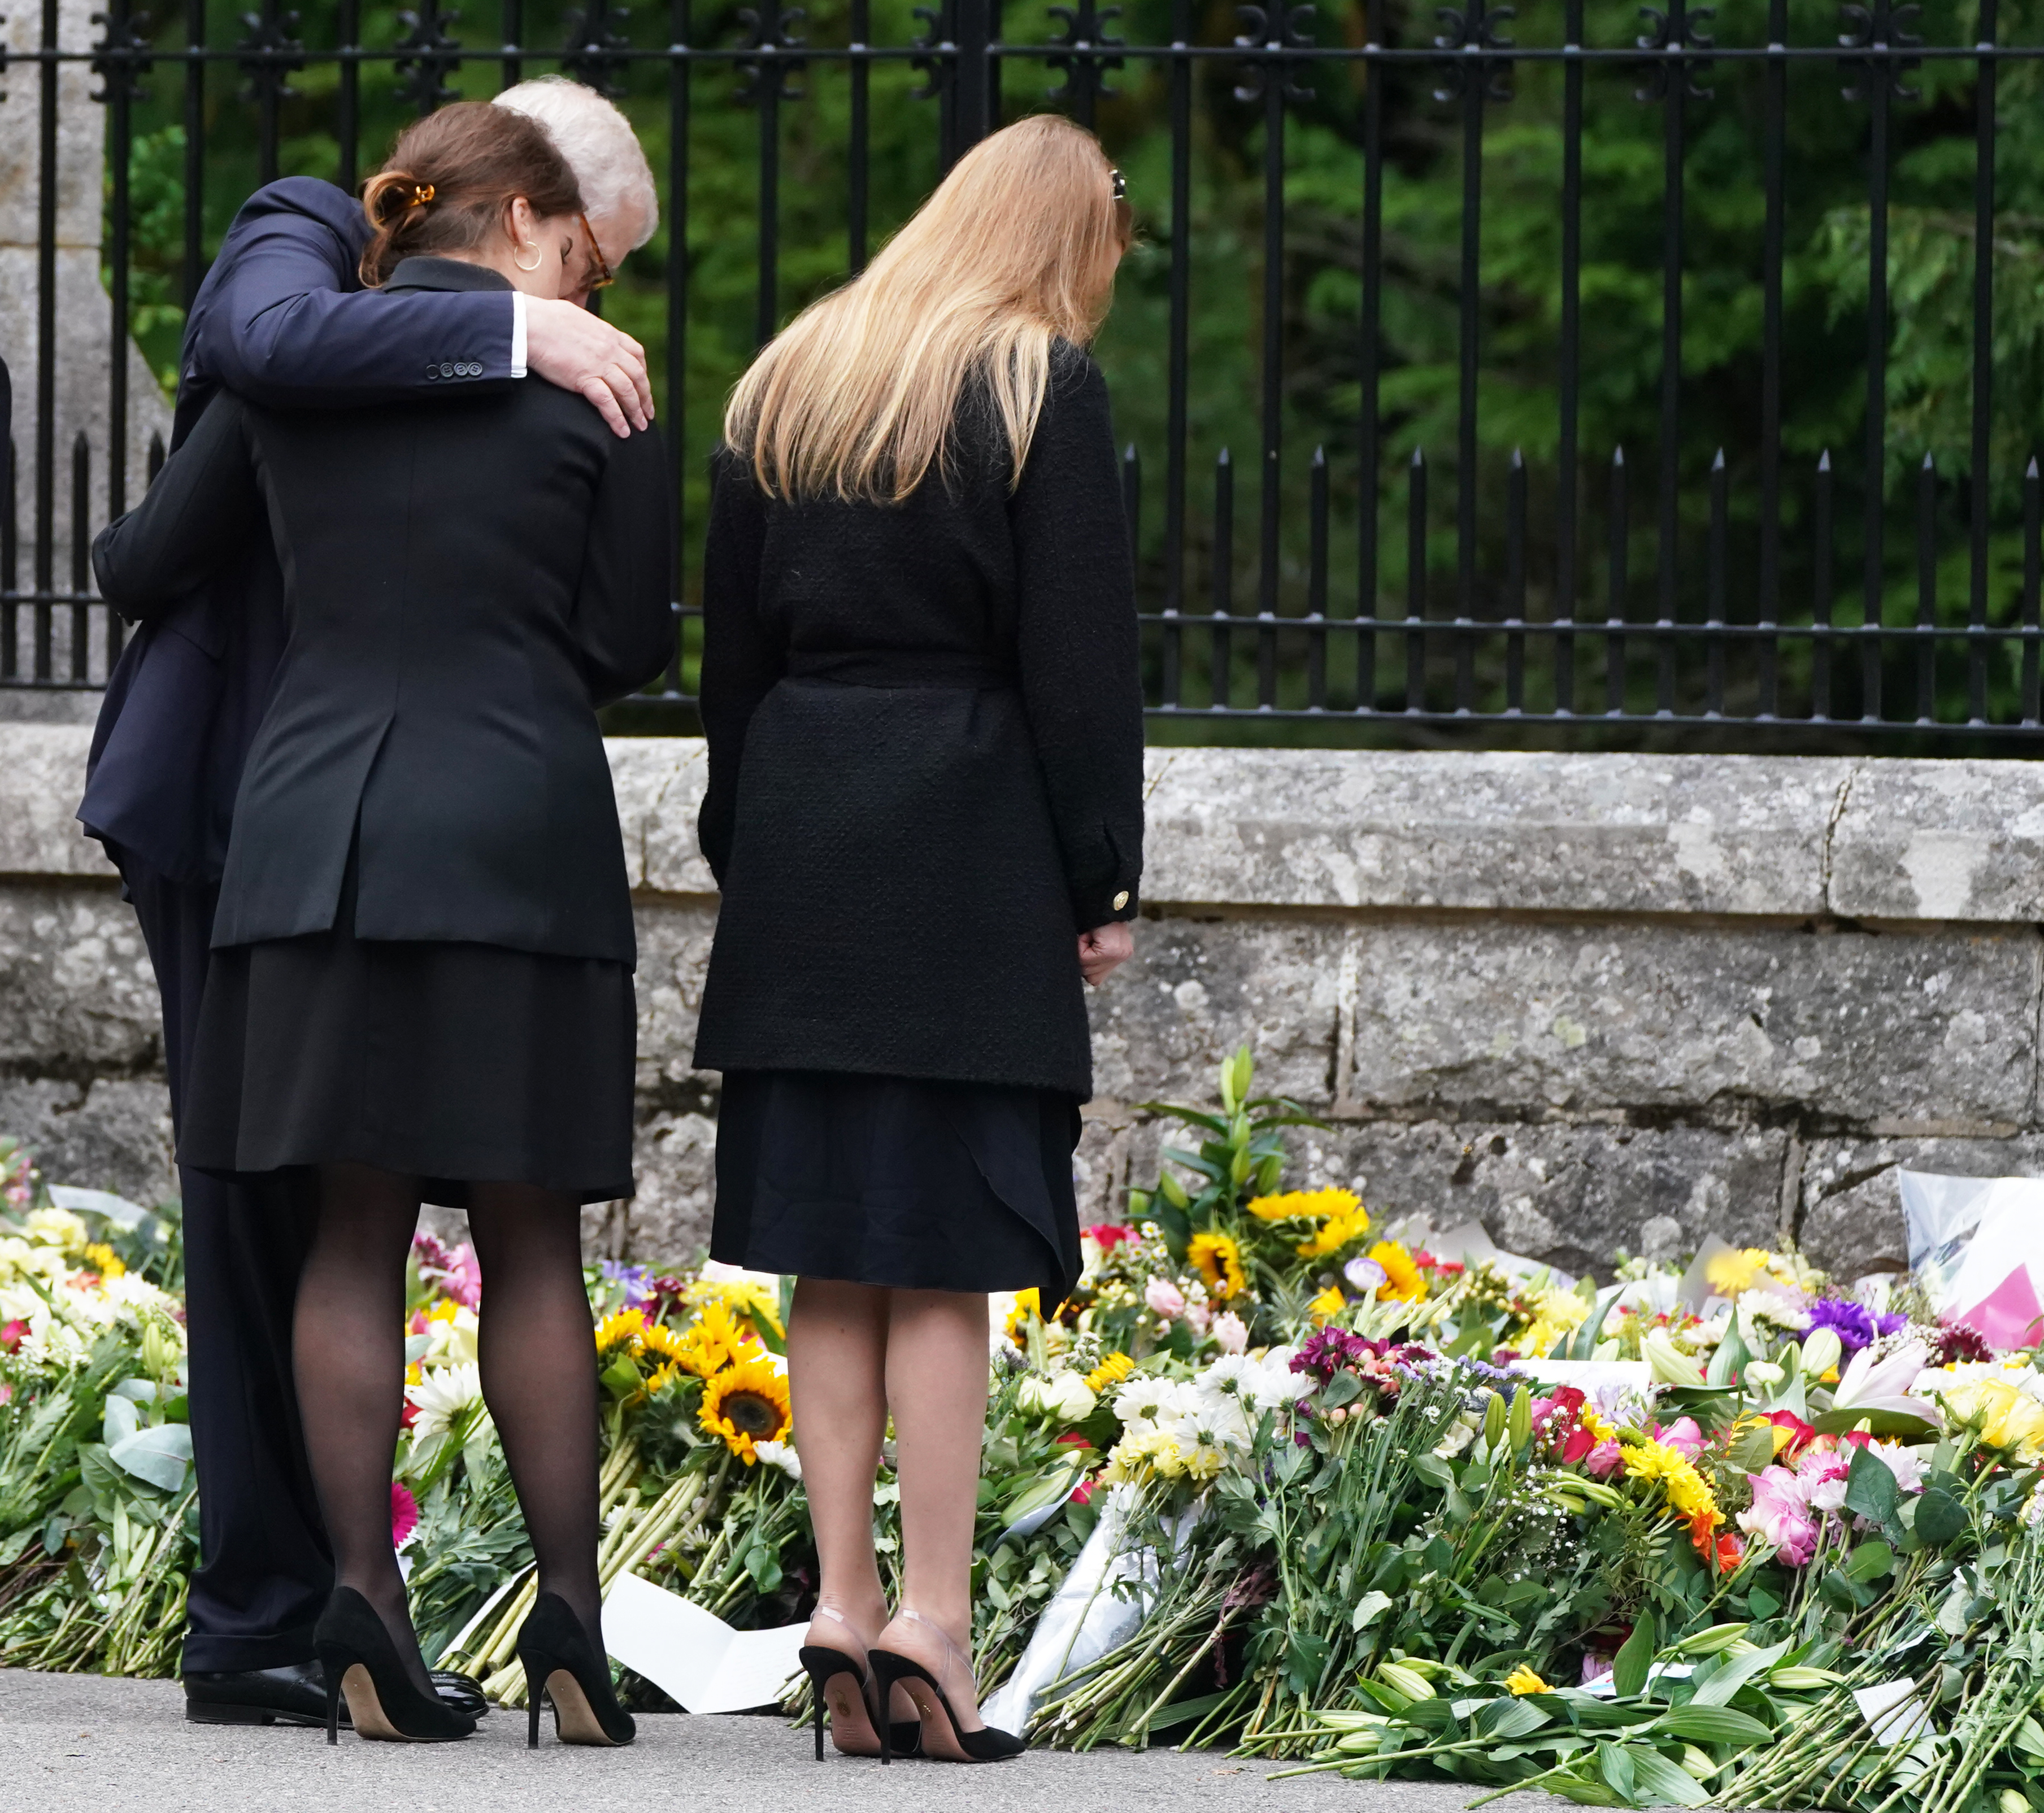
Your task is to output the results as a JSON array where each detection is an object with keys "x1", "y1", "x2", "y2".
[
  {"x1": 699, "y1": 1356, "x2": 794, "y2": 1463},
  {"x1": 1307, "y1": 1283, "x2": 1345, "y2": 1323},
  {"x1": 685, "y1": 1277, "x2": 785, "y2": 1339},
  {"x1": 671, "y1": 1300, "x2": 765, "y2": 1377},
  {"x1": 638, "y1": 1320, "x2": 688, "y2": 1365},
  {"x1": 593, "y1": 1308, "x2": 645, "y2": 1356},
  {"x1": 1004, "y1": 1288, "x2": 1042, "y2": 1342},
  {"x1": 1368, "y1": 1241, "x2": 1427, "y2": 1303},
  {"x1": 1085, "y1": 1350, "x2": 1137, "y2": 1394},
  {"x1": 1245, "y1": 1186, "x2": 1363, "y2": 1226},
  {"x1": 1188, "y1": 1232, "x2": 1247, "y2": 1302},
  {"x1": 643, "y1": 1359, "x2": 682, "y2": 1396}
]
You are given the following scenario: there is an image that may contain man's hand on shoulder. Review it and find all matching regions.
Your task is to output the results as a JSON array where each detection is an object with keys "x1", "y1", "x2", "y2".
[{"x1": 525, "y1": 299, "x2": 654, "y2": 439}]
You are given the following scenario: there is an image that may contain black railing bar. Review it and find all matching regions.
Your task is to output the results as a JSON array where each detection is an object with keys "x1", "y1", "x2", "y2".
[
  {"x1": 58, "y1": 42, "x2": 2044, "y2": 66},
  {"x1": 1127, "y1": 614, "x2": 2044, "y2": 644},
  {"x1": 1136, "y1": 703, "x2": 2044, "y2": 734}
]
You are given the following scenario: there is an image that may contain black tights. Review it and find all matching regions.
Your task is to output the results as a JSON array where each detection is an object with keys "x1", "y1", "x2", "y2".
[{"x1": 293, "y1": 1162, "x2": 602, "y2": 1696}]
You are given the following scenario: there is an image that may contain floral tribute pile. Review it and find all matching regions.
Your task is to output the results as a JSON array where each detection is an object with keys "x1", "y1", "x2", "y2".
[{"x1": 9, "y1": 1066, "x2": 2044, "y2": 1807}]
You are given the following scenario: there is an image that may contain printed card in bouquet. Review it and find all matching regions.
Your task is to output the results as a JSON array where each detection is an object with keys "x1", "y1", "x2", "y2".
[{"x1": 1899, "y1": 1169, "x2": 2044, "y2": 1349}]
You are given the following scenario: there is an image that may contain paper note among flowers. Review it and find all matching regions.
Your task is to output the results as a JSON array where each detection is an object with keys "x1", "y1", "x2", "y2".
[
  {"x1": 601, "y1": 1571, "x2": 807, "y2": 1714},
  {"x1": 1900, "y1": 1170, "x2": 2044, "y2": 1350}
]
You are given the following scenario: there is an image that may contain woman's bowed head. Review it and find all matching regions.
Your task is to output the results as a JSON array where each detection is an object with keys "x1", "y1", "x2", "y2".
[
  {"x1": 355, "y1": 102, "x2": 612, "y2": 305},
  {"x1": 723, "y1": 113, "x2": 1134, "y2": 507}
]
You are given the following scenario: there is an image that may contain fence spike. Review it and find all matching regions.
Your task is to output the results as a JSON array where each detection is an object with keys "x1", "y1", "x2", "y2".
[{"x1": 1712, "y1": 447, "x2": 1726, "y2": 472}]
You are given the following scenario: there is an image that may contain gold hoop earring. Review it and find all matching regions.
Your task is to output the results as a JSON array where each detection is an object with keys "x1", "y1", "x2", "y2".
[{"x1": 514, "y1": 239, "x2": 543, "y2": 273}]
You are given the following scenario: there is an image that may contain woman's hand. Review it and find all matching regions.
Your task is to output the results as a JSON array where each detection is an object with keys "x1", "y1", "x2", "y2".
[{"x1": 1078, "y1": 920, "x2": 1134, "y2": 988}]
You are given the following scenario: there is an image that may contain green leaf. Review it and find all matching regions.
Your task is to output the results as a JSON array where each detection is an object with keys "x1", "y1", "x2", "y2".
[
  {"x1": 1810, "y1": 1407, "x2": 1939, "y2": 1441},
  {"x1": 1914, "y1": 1483, "x2": 1968, "y2": 1548},
  {"x1": 1598, "y1": 1740, "x2": 1637, "y2": 1799},
  {"x1": 1846, "y1": 1539, "x2": 1895, "y2": 1582},
  {"x1": 1656, "y1": 1704, "x2": 1772, "y2": 1745},
  {"x1": 107, "y1": 1422, "x2": 192, "y2": 1493},
  {"x1": 1614, "y1": 1612, "x2": 1658, "y2": 1698},
  {"x1": 1412, "y1": 1453, "x2": 1456, "y2": 1491},
  {"x1": 1727, "y1": 1422, "x2": 1779, "y2": 1474},
  {"x1": 1626, "y1": 1747, "x2": 1714, "y2": 1807},
  {"x1": 1842, "y1": 1445, "x2": 1901, "y2": 1535},
  {"x1": 1480, "y1": 1697, "x2": 1554, "y2": 1740},
  {"x1": 1351, "y1": 1590, "x2": 1395, "y2": 1632},
  {"x1": 1688, "y1": 1640, "x2": 1791, "y2": 1707}
]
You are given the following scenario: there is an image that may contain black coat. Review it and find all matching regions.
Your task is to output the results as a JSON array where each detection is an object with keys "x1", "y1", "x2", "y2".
[
  {"x1": 693, "y1": 343, "x2": 1145, "y2": 1100},
  {"x1": 90, "y1": 258, "x2": 676, "y2": 968}
]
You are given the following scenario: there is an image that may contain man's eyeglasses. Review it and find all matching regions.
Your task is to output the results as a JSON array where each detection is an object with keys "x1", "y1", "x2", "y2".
[{"x1": 578, "y1": 212, "x2": 616, "y2": 291}]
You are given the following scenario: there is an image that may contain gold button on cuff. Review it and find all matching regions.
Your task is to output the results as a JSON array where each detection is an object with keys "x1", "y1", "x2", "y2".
[{"x1": 1112, "y1": 890, "x2": 1130, "y2": 911}]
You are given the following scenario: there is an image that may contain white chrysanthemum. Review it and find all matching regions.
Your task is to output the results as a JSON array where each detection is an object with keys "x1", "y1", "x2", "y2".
[
  {"x1": 753, "y1": 1439, "x2": 802, "y2": 1480},
  {"x1": 408, "y1": 1363, "x2": 490, "y2": 1446},
  {"x1": 0, "y1": 1237, "x2": 69, "y2": 1287},
  {"x1": 1196, "y1": 1354, "x2": 1254, "y2": 1398},
  {"x1": 100, "y1": 1271, "x2": 179, "y2": 1324},
  {"x1": 1114, "y1": 1373, "x2": 1176, "y2": 1433},
  {"x1": 1243, "y1": 1350, "x2": 1302, "y2": 1413},
  {"x1": 1175, "y1": 1393, "x2": 1253, "y2": 1453}
]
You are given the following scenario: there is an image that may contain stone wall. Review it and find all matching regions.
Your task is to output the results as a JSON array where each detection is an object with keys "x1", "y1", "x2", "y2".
[{"x1": 4, "y1": 723, "x2": 2038, "y2": 1282}]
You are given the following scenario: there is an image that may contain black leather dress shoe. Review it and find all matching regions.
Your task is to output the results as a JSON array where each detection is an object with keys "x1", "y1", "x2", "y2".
[{"x1": 184, "y1": 1661, "x2": 490, "y2": 1725}]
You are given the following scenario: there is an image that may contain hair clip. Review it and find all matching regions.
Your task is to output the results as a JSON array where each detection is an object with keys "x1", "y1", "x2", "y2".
[
  {"x1": 1108, "y1": 167, "x2": 1127, "y2": 202},
  {"x1": 408, "y1": 183, "x2": 436, "y2": 208}
]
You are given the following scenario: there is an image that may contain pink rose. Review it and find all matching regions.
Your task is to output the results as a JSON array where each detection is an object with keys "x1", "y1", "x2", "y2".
[
  {"x1": 1145, "y1": 1278, "x2": 1186, "y2": 1319},
  {"x1": 1584, "y1": 1438, "x2": 1624, "y2": 1478},
  {"x1": 1185, "y1": 1301, "x2": 1212, "y2": 1336},
  {"x1": 1737, "y1": 1465, "x2": 1819, "y2": 1567},
  {"x1": 1212, "y1": 1311, "x2": 1249, "y2": 1354}
]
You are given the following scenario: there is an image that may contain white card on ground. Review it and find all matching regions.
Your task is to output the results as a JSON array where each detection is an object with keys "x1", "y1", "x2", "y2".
[{"x1": 602, "y1": 1571, "x2": 806, "y2": 1715}]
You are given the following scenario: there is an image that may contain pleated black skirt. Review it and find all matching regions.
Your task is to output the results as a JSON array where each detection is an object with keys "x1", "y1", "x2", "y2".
[
  {"x1": 180, "y1": 851, "x2": 636, "y2": 1207},
  {"x1": 710, "y1": 1070, "x2": 1082, "y2": 1306}
]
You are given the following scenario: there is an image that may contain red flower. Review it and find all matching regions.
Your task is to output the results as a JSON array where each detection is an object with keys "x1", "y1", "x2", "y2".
[
  {"x1": 1560, "y1": 1424, "x2": 1598, "y2": 1465},
  {"x1": 1084, "y1": 1223, "x2": 1138, "y2": 1250},
  {"x1": 1762, "y1": 1409, "x2": 1817, "y2": 1461},
  {"x1": 0, "y1": 1318, "x2": 27, "y2": 1354},
  {"x1": 1069, "y1": 1479, "x2": 1095, "y2": 1508}
]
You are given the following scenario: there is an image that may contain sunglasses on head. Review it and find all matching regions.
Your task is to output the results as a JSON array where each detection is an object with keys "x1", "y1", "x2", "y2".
[
  {"x1": 1109, "y1": 167, "x2": 1132, "y2": 241},
  {"x1": 579, "y1": 212, "x2": 616, "y2": 291}
]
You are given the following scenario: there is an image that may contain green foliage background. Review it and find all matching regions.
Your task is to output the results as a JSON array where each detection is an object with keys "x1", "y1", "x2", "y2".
[{"x1": 106, "y1": 0, "x2": 2044, "y2": 731}]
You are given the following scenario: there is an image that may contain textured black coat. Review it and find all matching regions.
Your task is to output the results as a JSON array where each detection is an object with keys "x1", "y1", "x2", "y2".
[
  {"x1": 90, "y1": 258, "x2": 676, "y2": 968},
  {"x1": 693, "y1": 343, "x2": 1144, "y2": 1100}
]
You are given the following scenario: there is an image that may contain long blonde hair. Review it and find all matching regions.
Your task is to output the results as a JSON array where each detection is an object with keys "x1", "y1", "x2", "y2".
[{"x1": 724, "y1": 115, "x2": 1127, "y2": 504}]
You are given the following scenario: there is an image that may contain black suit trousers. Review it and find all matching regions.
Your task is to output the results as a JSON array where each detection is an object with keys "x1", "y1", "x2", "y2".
[{"x1": 124, "y1": 861, "x2": 333, "y2": 1672}]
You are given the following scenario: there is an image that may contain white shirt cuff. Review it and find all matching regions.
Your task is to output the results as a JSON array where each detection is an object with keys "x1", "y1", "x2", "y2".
[{"x1": 510, "y1": 291, "x2": 528, "y2": 378}]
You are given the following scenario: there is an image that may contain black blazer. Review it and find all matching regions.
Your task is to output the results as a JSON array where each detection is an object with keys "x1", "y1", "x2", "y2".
[
  {"x1": 90, "y1": 258, "x2": 675, "y2": 968},
  {"x1": 693, "y1": 343, "x2": 1144, "y2": 1100}
]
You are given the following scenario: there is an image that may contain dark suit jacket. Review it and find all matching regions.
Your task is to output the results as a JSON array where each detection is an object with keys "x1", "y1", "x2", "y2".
[
  {"x1": 92, "y1": 259, "x2": 676, "y2": 967},
  {"x1": 80, "y1": 179, "x2": 524, "y2": 887},
  {"x1": 692, "y1": 344, "x2": 1144, "y2": 1100}
]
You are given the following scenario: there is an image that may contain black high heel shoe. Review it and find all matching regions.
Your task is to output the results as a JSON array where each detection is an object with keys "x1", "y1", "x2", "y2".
[
  {"x1": 798, "y1": 1606, "x2": 921, "y2": 1760},
  {"x1": 868, "y1": 1612, "x2": 1024, "y2": 1764},
  {"x1": 517, "y1": 1591, "x2": 636, "y2": 1747},
  {"x1": 315, "y1": 1587, "x2": 476, "y2": 1745}
]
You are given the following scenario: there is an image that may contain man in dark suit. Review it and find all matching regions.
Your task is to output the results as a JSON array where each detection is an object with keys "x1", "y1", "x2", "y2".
[{"x1": 79, "y1": 84, "x2": 662, "y2": 1728}]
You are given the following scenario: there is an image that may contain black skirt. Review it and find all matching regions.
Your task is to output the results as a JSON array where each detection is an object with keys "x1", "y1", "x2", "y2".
[
  {"x1": 180, "y1": 852, "x2": 636, "y2": 1206},
  {"x1": 711, "y1": 1071, "x2": 1082, "y2": 1305}
]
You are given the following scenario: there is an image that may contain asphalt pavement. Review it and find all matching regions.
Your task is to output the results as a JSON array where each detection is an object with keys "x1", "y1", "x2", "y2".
[{"x1": 1, "y1": 1668, "x2": 1583, "y2": 1813}]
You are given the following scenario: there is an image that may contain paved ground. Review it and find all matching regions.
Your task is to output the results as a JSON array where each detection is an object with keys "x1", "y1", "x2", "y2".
[{"x1": 1, "y1": 1668, "x2": 1579, "y2": 1813}]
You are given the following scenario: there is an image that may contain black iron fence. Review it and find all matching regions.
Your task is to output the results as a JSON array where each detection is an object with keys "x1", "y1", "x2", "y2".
[{"x1": 2, "y1": 0, "x2": 2041, "y2": 745}]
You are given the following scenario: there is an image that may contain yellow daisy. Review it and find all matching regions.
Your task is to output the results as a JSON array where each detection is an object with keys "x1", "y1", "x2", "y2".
[
  {"x1": 1188, "y1": 1232, "x2": 1247, "y2": 1302},
  {"x1": 699, "y1": 1356, "x2": 794, "y2": 1463},
  {"x1": 1705, "y1": 1247, "x2": 1772, "y2": 1297},
  {"x1": 1621, "y1": 1439, "x2": 1721, "y2": 1528},
  {"x1": 1506, "y1": 1664, "x2": 1551, "y2": 1696},
  {"x1": 81, "y1": 1241, "x2": 126, "y2": 1280},
  {"x1": 1308, "y1": 1283, "x2": 1345, "y2": 1323}
]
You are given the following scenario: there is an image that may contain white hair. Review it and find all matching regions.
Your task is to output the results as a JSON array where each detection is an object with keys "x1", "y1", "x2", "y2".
[{"x1": 493, "y1": 77, "x2": 658, "y2": 248}]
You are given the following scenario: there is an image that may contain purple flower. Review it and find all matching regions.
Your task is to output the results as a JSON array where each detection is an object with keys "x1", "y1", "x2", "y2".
[
  {"x1": 1806, "y1": 1297, "x2": 1907, "y2": 1355},
  {"x1": 601, "y1": 1260, "x2": 654, "y2": 1310}
]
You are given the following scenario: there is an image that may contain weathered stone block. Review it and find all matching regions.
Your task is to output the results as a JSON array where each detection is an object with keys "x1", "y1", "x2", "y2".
[
  {"x1": 632, "y1": 899, "x2": 720, "y2": 1093},
  {"x1": 1085, "y1": 917, "x2": 1340, "y2": 1111},
  {"x1": 0, "y1": 1075, "x2": 174, "y2": 1208},
  {"x1": 1829, "y1": 761, "x2": 2044, "y2": 923},
  {"x1": 0, "y1": 726, "x2": 116, "y2": 878},
  {"x1": 1142, "y1": 748, "x2": 1849, "y2": 917},
  {"x1": 0, "y1": 882, "x2": 159, "y2": 1071},
  {"x1": 1341, "y1": 919, "x2": 2039, "y2": 1127}
]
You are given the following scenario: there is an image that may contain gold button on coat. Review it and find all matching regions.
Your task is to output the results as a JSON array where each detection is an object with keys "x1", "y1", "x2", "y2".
[{"x1": 1112, "y1": 890, "x2": 1130, "y2": 910}]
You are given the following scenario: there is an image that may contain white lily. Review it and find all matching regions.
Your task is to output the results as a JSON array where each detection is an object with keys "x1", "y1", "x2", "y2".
[{"x1": 1832, "y1": 1341, "x2": 1938, "y2": 1423}]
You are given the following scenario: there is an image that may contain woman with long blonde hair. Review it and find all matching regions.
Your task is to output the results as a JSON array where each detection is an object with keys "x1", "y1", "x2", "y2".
[{"x1": 695, "y1": 113, "x2": 1143, "y2": 1763}]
